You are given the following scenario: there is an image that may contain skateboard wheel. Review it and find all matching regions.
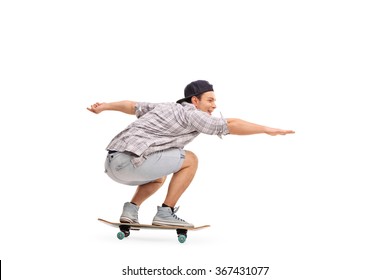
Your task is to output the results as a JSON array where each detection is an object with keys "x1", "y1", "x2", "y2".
[
  {"x1": 178, "y1": 234, "x2": 187, "y2": 243},
  {"x1": 117, "y1": 231, "x2": 125, "y2": 240}
]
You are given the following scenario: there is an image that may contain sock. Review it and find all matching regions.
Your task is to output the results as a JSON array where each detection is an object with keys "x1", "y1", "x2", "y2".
[
  {"x1": 130, "y1": 202, "x2": 138, "y2": 206},
  {"x1": 162, "y1": 203, "x2": 174, "y2": 212}
]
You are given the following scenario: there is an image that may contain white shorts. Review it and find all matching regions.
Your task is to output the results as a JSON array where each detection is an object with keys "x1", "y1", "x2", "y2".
[{"x1": 104, "y1": 148, "x2": 185, "y2": 186}]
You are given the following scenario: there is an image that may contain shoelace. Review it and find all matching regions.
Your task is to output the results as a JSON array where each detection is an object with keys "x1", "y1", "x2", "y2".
[{"x1": 171, "y1": 207, "x2": 186, "y2": 222}]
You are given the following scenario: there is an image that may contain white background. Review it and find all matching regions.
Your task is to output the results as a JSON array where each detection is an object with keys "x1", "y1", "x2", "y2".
[{"x1": 1, "y1": 0, "x2": 389, "y2": 279}]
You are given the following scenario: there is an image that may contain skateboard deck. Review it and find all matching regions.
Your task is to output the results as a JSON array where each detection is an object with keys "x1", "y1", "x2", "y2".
[{"x1": 98, "y1": 218, "x2": 210, "y2": 243}]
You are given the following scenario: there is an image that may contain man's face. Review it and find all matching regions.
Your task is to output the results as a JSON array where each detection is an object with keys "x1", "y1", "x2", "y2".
[{"x1": 191, "y1": 91, "x2": 217, "y2": 115}]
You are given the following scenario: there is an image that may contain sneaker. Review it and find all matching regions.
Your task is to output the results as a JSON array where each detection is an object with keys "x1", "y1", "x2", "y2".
[
  {"x1": 152, "y1": 206, "x2": 194, "y2": 227},
  {"x1": 120, "y1": 202, "x2": 139, "y2": 224}
]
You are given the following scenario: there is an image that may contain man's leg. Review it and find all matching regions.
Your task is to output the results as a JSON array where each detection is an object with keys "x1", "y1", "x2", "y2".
[
  {"x1": 131, "y1": 176, "x2": 167, "y2": 206},
  {"x1": 163, "y1": 150, "x2": 198, "y2": 207},
  {"x1": 152, "y1": 150, "x2": 198, "y2": 227},
  {"x1": 120, "y1": 176, "x2": 166, "y2": 223}
]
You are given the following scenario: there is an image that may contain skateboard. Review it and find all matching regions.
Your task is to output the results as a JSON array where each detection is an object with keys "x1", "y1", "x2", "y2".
[{"x1": 98, "y1": 218, "x2": 210, "y2": 243}]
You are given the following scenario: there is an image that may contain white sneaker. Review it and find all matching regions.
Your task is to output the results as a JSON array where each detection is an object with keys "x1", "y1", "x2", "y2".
[
  {"x1": 120, "y1": 202, "x2": 139, "y2": 224},
  {"x1": 152, "y1": 206, "x2": 194, "y2": 227}
]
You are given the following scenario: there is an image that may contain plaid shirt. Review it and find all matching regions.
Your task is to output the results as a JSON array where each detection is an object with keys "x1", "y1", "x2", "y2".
[{"x1": 106, "y1": 102, "x2": 229, "y2": 167}]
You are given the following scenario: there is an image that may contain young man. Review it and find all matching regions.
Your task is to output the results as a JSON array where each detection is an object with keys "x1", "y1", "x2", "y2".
[{"x1": 87, "y1": 80, "x2": 294, "y2": 227}]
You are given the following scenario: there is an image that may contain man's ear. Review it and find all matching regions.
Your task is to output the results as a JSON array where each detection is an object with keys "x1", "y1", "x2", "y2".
[{"x1": 191, "y1": 96, "x2": 199, "y2": 106}]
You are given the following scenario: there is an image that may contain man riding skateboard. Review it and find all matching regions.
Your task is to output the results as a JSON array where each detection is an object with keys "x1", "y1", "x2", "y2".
[{"x1": 87, "y1": 80, "x2": 294, "y2": 228}]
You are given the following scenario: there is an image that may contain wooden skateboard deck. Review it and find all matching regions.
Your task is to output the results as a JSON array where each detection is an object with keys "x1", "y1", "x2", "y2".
[{"x1": 98, "y1": 218, "x2": 210, "y2": 243}]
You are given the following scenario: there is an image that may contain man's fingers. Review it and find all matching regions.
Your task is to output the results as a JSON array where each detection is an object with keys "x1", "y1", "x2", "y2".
[
  {"x1": 87, "y1": 106, "x2": 97, "y2": 113},
  {"x1": 278, "y1": 130, "x2": 295, "y2": 135}
]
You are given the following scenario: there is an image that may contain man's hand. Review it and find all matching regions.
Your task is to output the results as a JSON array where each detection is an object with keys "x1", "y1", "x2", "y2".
[
  {"x1": 265, "y1": 128, "x2": 295, "y2": 136},
  {"x1": 87, "y1": 102, "x2": 106, "y2": 114}
]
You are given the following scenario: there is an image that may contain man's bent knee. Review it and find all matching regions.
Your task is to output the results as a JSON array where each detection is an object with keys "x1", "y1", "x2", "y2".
[
  {"x1": 153, "y1": 176, "x2": 167, "y2": 185},
  {"x1": 183, "y1": 150, "x2": 198, "y2": 167}
]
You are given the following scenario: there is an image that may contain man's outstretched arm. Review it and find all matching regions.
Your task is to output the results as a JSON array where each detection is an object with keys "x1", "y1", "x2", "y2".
[
  {"x1": 87, "y1": 101, "x2": 136, "y2": 115},
  {"x1": 226, "y1": 118, "x2": 295, "y2": 136}
]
